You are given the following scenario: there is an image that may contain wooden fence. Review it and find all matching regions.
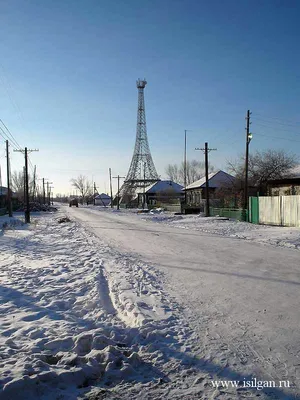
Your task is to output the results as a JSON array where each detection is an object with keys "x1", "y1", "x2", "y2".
[{"x1": 256, "y1": 195, "x2": 300, "y2": 227}]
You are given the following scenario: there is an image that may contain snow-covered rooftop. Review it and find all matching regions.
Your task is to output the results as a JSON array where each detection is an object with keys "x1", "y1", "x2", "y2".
[
  {"x1": 145, "y1": 180, "x2": 184, "y2": 194},
  {"x1": 95, "y1": 193, "x2": 111, "y2": 199},
  {"x1": 184, "y1": 170, "x2": 235, "y2": 190}
]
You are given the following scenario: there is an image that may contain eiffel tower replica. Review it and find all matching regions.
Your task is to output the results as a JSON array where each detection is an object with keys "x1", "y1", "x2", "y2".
[{"x1": 119, "y1": 79, "x2": 160, "y2": 205}]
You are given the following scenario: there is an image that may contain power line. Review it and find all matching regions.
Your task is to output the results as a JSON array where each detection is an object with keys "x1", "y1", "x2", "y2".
[
  {"x1": 255, "y1": 122, "x2": 300, "y2": 136},
  {"x1": 254, "y1": 112, "x2": 300, "y2": 126},
  {"x1": 0, "y1": 127, "x2": 20, "y2": 150},
  {"x1": 255, "y1": 117, "x2": 300, "y2": 129},
  {"x1": 0, "y1": 119, "x2": 22, "y2": 150},
  {"x1": 255, "y1": 121, "x2": 300, "y2": 135},
  {"x1": 255, "y1": 132, "x2": 300, "y2": 143},
  {"x1": 51, "y1": 168, "x2": 104, "y2": 172},
  {"x1": 0, "y1": 62, "x2": 27, "y2": 128}
]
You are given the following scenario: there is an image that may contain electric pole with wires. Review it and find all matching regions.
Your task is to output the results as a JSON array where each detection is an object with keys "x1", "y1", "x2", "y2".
[
  {"x1": 195, "y1": 142, "x2": 217, "y2": 217},
  {"x1": 14, "y1": 147, "x2": 39, "y2": 223},
  {"x1": 5, "y1": 140, "x2": 13, "y2": 217},
  {"x1": 109, "y1": 168, "x2": 113, "y2": 208},
  {"x1": 113, "y1": 175, "x2": 125, "y2": 210},
  {"x1": 244, "y1": 110, "x2": 252, "y2": 217}
]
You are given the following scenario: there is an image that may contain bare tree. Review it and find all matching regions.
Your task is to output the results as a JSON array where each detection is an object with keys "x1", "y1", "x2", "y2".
[
  {"x1": 227, "y1": 149, "x2": 298, "y2": 192},
  {"x1": 165, "y1": 160, "x2": 214, "y2": 186},
  {"x1": 11, "y1": 171, "x2": 24, "y2": 194},
  {"x1": 165, "y1": 164, "x2": 179, "y2": 183},
  {"x1": 11, "y1": 170, "x2": 33, "y2": 200},
  {"x1": 70, "y1": 175, "x2": 92, "y2": 203}
]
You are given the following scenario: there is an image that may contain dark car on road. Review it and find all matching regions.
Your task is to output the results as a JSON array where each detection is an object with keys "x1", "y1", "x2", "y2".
[{"x1": 69, "y1": 198, "x2": 79, "y2": 207}]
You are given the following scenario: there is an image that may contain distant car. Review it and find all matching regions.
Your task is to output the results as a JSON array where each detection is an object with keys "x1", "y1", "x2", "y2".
[{"x1": 69, "y1": 198, "x2": 79, "y2": 207}]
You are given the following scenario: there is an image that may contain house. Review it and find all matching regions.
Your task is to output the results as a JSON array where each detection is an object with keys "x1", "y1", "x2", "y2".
[
  {"x1": 267, "y1": 177, "x2": 300, "y2": 196},
  {"x1": 94, "y1": 193, "x2": 111, "y2": 206},
  {"x1": 137, "y1": 180, "x2": 184, "y2": 208},
  {"x1": 0, "y1": 186, "x2": 8, "y2": 209},
  {"x1": 184, "y1": 170, "x2": 237, "y2": 207},
  {"x1": 0, "y1": 186, "x2": 18, "y2": 212}
]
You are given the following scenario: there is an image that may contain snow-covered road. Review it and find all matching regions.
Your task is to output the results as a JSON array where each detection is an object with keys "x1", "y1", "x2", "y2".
[
  {"x1": 1, "y1": 206, "x2": 299, "y2": 399},
  {"x1": 67, "y1": 205, "x2": 300, "y2": 399}
]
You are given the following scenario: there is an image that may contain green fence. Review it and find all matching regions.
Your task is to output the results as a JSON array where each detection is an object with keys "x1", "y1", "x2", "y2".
[
  {"x1": 249, "y1": 197, "x2": 259, "y2": 224},
  {"x1": 210, "y1": 208, "x2": 248, "y2": 221}
]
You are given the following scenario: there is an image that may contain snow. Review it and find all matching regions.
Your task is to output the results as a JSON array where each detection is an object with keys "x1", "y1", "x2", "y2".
[
  {"x1": 1, "y1": 206, "x2": 300, "y2": 399},
  {"x1": 141, "y1": 212, "x2": 300, "y2": 250},
  {"x1": 0, "y1": 211, "x2": 197, "y2": 399},
  {"x1": 0, "y1": 213, "x2": 26, "y2": 230}
]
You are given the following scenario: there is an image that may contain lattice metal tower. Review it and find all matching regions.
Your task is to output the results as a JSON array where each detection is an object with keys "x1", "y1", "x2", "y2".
[{"x1": 119, "y1": 79, "x2": 160, "y2": 204}]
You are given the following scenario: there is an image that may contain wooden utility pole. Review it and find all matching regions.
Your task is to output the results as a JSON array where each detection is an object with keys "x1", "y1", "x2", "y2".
[
  {"x1": 46, "y1": 181, "x2": 49, "y2": 206},
  {"x1": 184, "y1": 130, "x2": 187, "y2": 206},
  {"x1": 25, "y1": 148, "x2": 30, "y2": 222},
  {"x1": 14, "y1": 147, "x2": 39, "y2": 223},
  {"x1": 143, "y1": 162, "x2": 146, "y2": 209},
  {"x1": 43, "y1": 178, "x2": 45, "y2": 204},
  {"x1": 49, "y1": 186, "x2": 54, "y2": 205},
  {"x1": 32, "y1": 165, "x2": 36, "y2": 201},
  {"x1": 195, "y1": 142, "x2": 217, "y2": 217},
  {"x1": 93, "y1": 182, "x2": 96, "y2": 205},
  {"x1": 112, "y1": 175, "x2": 125, "y2": 210},
  {"x1": 109, "y1": 168, "x2": 113, "y2": 208},
  {"x1": 204, "y1": 143, "x2": 210, "y2": 217},
  {"x1": 5, "y1": 140, "x2": 12, "y2": 217},
  {"x1": 244, "y1": 110, "x2": 252, "y2": 217},
  {"x1": 23, "y1": 166, "x2": 26, "y2": 205},
  {"x1": 46, "y1": 181, "x2": 53, "y2": 206},
  {"x1": 183, "y1": 130, "x2": 191, "y2": 205}
]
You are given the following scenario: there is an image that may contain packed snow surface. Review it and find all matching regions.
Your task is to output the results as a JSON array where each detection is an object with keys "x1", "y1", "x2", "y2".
[
  {"x1": 144, "y1": 211, "x2": 300, "y2": 250},
  {"x1": 1, "y1": 207, "x2": 300, "y2": 399}
]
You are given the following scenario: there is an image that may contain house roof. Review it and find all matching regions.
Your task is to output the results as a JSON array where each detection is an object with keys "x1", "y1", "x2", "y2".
[
  {"x1": 95, "y1": 193, "x2": 111, "y2": 199},
  {"x1": 184, "y1": 170, "x2": 236, "y2": 190},
  {"x1": 145, "y1": 180, "x2": 184, "y2": 194}
]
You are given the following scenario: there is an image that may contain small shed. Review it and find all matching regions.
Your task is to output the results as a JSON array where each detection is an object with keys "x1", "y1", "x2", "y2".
[{"x1": 94, "y1": 193, "x2": 111, "y2": 206}]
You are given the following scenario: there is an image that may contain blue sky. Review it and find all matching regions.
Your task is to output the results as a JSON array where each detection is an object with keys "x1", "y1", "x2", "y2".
[{"x1": 0, "y1": 0, "x2": 300, "y2": 195}]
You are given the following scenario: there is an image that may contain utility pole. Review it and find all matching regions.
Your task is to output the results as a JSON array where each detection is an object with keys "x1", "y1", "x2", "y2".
[
  {"x1": 14, "y1": 147, "x2": 39, "y2": 223},
  {"x1": 46, "y1": 181, "x2": 49, "y2": 205},
  {"x1": 49, "y1": 186, "x2": 54, "y2": 205},
  {"x1": 183, "y1": 130, "x2": 192, "y2": 206},
  {"x1": 93, "y1": 182, "x2": 96, "y2": 205},
  {"x1": 109, "y1": 168, "x2": 113, "y2": 208},
  {"x1": 5, "y1": 140, "x2": 12, "y2": 217},
  {"x1": 32, "y1": 165, "x2": 36, "y2": 202},
  {"x1": 23, "y1": 166, "x2": 26, "y2": 204},
  {"x1": 113, "y1": 175, "x2": 125, "y2": 210},
  {"x1": 244, "y1": 110, "x2": 252, "y2": 218},
  {"x1": 143, "y1": 162, "x2": 146, "y2": 209},
  {"x1": 42, "y1": 178, "x2": 45, "y2": 204},
  {"x1": 25, "y1": 148, "x2": 30, "y2": 223},
  {"x1": 46, "y1": 181, "x2": 53, "y2": 206},
  {"x1": 195, "y1": 142, "x2": 217, "y2": 217},
  {"x1": 184, "y1": 130, "x2": 187, "y2": 205}
]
